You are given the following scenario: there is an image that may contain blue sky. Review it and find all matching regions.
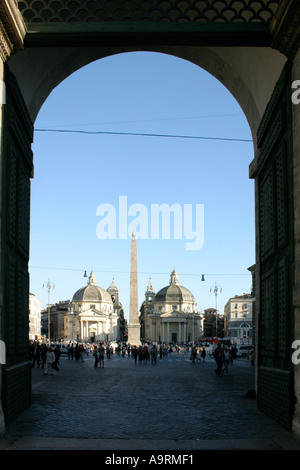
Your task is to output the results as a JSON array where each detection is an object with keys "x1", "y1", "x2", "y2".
[{"x1": 29, "y1": 51, "x2": 255, "y2": 318}]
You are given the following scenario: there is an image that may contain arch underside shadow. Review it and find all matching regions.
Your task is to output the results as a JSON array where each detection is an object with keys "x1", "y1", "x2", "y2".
[
  {"x1": 9, "y1": 44, "x2": 286, "y2": 150},
  {"x1": 13, "y1": 0, "x2": 286, "y2": 141}
]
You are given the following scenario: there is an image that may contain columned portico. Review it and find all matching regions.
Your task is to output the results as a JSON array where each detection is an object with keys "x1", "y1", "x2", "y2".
[
  {"x1": 142, "y1": 271, "x2": 202, "y2": 345},
  {"x1": 160, "y1": 314, "x2": 200, "y2": 345},
  {"x1": 77, "y1": 310, "x2": 117, "y2": 343},
  {"x1": 63, "y1": 272, "x2": 120, "y2": 344}
]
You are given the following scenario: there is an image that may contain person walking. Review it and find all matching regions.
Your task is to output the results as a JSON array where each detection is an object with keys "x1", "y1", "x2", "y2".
[
  {"x1": 74, "y1": 345, "x2": 80, "y2": 362},
  {"x1": 93, "y1": 345, "x2": 99, "y2": 368},
  {"x1": 222, "y1": 347, "x2": 230, "y2": 375},
  {"x1": 79, "y1": 344, "x2": 85, "y2": 362},
  {"x1": 32, "y1": 342, "x2": 41, "y2": 368},
  {"x1": 213, "y1": 343, "x2": 224, "y2": 375},
  {"x1": 44, "y1": 347, "x2": 55, "y2": 376},
  {"x1": 98, "y1": 343, "x2": 105, "y2": 368},
  {"x1": 67, "y1": 343, "x2": 72, "y2": 360},
  {"x1": 132, "y1": 346, "x2": 138, "y2": 364},
  {"x1": 249, "y1": 346, "x2": 255, "y2": 366},
  {"x1": 200, "y1": 347, "x2": 206, "y2": 362},
  {"x1": 53, "y1": 345, "x2": 61, "y2": 371},
  {"x1": 151, "y1": 345, "x2": 157, "y2": 364},
  {"x1": 138, "y1": 346, "x2": 143, "y2": 363},
  {"x1": 191, "y1": 346, "x2": 197, "y2": 363}
]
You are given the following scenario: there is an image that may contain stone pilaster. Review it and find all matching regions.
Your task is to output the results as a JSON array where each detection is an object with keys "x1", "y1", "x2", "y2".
[
  {"x1": 0, "y1": 1, "x2": 26, "y2": 437},
  {"x1": 0, "y1": 0, "x2": 26, "y2": 62},
  {"x1": 271, "y1": 0, "x2": 300, "y2": 59},
  {"x1": 292, "y1": 47, "x2": 300, "y2": 441}
]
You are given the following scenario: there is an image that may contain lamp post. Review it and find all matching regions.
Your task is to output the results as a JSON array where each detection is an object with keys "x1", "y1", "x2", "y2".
[
  {"x1": 43, "y1": 278, "x2": 55, "y2": 343},
  {"x1": 210, "y1": 282, "x2": 222, "y2": 338}
]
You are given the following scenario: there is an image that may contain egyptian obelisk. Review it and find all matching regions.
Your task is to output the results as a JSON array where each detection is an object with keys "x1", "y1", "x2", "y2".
[{"x1": 127, "y1": 230, "x2": 141, "y2": 346}]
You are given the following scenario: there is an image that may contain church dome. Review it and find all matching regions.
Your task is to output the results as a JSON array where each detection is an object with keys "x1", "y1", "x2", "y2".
[
  {"x1": 154, "y1": 269, "x2": 195, "y2": 303},
  {"x1": 72, "y1": 271, "x2": 113, "y2": 303}
]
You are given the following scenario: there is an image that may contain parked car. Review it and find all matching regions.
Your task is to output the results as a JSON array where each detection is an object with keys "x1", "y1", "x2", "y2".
[{"x1": 237, "y1": 345, "x2": 252, "y2": 358}]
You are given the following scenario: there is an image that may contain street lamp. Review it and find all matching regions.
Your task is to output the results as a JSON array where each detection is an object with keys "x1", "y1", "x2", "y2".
[
  {"x1": 210, "y1": 282, "x2": 222, "y2": 338},
  {"x1": 43, "y1": 278, "x2": 55, "y2": 343}
]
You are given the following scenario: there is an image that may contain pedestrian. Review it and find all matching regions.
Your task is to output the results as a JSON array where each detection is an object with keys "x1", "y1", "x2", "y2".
[
  {"x1": 93, "y1": 346, "x2": 99, "y2": 368},
  {"x1": 98, "y1": 343, "x2": 105, "y2": 368},
  {"x1": 79, "y1": 344, "x2": 85, "y2": 362},
  {"x1": 229, "y1": 347, "x2": 234, "y2": 365},
  {"x1": 200, "y1": 347, "x2": 206, "y2": 362},
  {"x1": 74, "y1": 345, "x2": 80, "y2": 362},
  {"x1": 222, "y1": 347, "x2": 230, "y2": 375},
  {"x1": 32, "y1": 342, "x2": 41, "y2": 368},
  {"x1": 151, "y1": 345, "x2": 157, "y2": 364},
  {"x1": 68, "y1": 343, "x2": 72, "y2": 360},
  {"x1": 138, "y1": 346, "x2": 143, "y2": 363},
  {"x1": 143, "y1": 345, "x2": 149, "y2": 363},
  {"x1": 106, "y1": 344, "x2": 111, "y2": 359},
  {"x1": 213, "y1": 343, "x2": 224, "y2": 375},
  {"x1": 40, "y1": 343, "x2": 47, "y2": 369},
  {"x1": 249, "y1": 346, "x2": 255, "y2": 366},
  {"x1": 44, "y1": 347, "x2": 55, "y2": 376},
  {"x1": 53, "y1": 345, "x2": 61, "y2": 371},
  {"x1": 190, "y1": 346, "x2": 197, "y2": 363},
  {"x1": 132, "y1": 346, "x2": 138, "y2": 364},
  {"x1": 230, "y1": 345, "x2": 238, "y2": 359}
]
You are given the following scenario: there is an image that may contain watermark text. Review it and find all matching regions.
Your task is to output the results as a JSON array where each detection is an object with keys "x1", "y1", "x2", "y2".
[
  {"x1": 96, "y1": 196, "x2": 204, "y2": 250},
  {"x1": 292, "y1": 80, "x2": 300, "y2": 105}
]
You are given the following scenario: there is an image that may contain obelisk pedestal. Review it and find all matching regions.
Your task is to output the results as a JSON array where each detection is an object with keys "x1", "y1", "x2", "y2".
[{"x1": 127, "y1": 232, "x2": 141, "y2": 346}]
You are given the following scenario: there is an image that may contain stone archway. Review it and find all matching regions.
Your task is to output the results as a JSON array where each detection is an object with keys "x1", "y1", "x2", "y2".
[{"x1": 1, "y1": 0, "x2": 300, "y2": 440}]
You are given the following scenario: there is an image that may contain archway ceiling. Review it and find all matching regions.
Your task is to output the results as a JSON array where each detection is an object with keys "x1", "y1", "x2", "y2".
[{"x1": 18, "y1": 0, "x2": 281, "y2": 47}]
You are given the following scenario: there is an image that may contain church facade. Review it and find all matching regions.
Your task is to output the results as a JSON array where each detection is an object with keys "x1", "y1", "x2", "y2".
[
  {"x1": 140, "y1": 269, "x2": 202, "y2": 345},
  {"x1": 64, "y1": 271, "x2": 124, "y2": 343}
]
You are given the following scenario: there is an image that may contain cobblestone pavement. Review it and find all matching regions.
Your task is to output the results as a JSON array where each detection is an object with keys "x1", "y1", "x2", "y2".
[{"x1": 1, "y1": 351, "x2": 300, "y2": 450}]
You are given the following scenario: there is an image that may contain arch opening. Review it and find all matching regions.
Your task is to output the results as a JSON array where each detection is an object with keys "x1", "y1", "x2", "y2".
[{"x1": 27, "y1": 50, "x2": 256, "y2": 348}]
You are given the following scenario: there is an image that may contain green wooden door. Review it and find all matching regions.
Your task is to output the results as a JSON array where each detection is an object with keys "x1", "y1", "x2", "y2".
[
  {"x1": 256, "y1": 62, "x2": 295, "y2": 428},
  {"x1": 0, "y1": 66, "x2": 33, "y2": 424}
]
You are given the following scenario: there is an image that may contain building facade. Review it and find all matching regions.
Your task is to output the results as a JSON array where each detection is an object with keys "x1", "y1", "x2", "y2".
[
  {"x1": 224, "y1": 294, "x2": 253, "y2": 346},
  {"x1": 203, "y1": 308, "x2": 224, "y2": 338},
  {"x1": 29, "y1": 293, "x2": 41, "y2": 341},
  {"x1": 41, "y1": 300, "x2": 69, "y2": 342},
  {"x1": 140, "y1": 269, "x2": 202, "y2": 345},
  {"x1": 64, "y1": 271, "x2": 123, "y2": 343}
]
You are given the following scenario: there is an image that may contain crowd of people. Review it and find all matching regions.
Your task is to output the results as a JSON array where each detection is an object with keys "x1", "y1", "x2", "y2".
[
  {"x1": 211, "y1": 343, "x2": 255, "y2": 375},
  {"x1": 29, "y1": 339, "x2": 255, "y2": 376},
  {"x1": 29, "y1": 341, "x2": 61, "y2": 375},
  {"x1": 91, "y1": 343, "x2": 160, "y2": 367}
]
